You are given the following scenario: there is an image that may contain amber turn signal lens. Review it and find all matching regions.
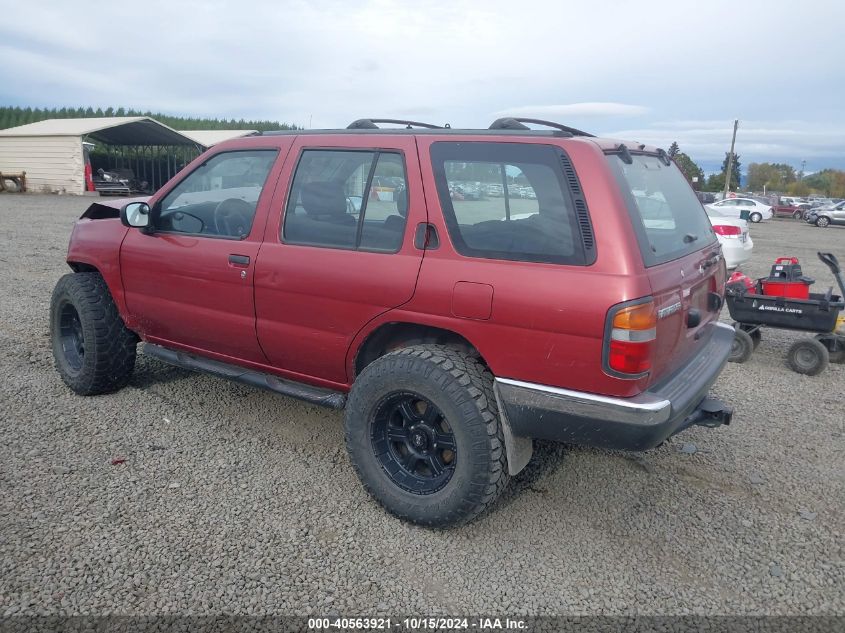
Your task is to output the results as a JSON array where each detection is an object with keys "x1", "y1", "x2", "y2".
[{"x1": 611, "y1": 302, "x2": 657, "y2": 331}]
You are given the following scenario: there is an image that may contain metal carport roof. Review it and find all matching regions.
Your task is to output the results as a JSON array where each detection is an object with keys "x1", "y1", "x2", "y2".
[
  {"x1": 0, "y1": 117, "x2": 200, "y2": 146},
  {"x1": 180, "y1": 129, "x2": 258, "y2": 147}
]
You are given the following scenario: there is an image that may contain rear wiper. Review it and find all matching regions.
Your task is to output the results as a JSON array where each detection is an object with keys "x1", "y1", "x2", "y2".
[{"x1": 683, "y1": 233, "x2": 699, "y2": 243}]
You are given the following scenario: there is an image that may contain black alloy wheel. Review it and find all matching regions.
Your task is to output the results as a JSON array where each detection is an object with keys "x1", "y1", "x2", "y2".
[
  {"x1": 58, "y1": 301, "x2": 85, "y2": 372},
  {"x1": 371, "y1": 392, "x2": 457, "y2": 494}
]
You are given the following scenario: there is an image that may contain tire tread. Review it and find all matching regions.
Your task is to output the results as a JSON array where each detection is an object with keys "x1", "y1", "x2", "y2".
[
  {"x1": 344, "y1": 344, "x2": 509, "y2": 526},
  {"x1": 50, "y1": 272, "x2": 137, "y2": 395}
]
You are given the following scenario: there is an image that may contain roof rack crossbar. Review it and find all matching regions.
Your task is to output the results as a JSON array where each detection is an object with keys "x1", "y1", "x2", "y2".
[
  {"x1": 489, "y1": 117, "x2": 594, "y2": 137},
  {"x1": 347, "y1": 118, "x2": 444, "y2": 130}
]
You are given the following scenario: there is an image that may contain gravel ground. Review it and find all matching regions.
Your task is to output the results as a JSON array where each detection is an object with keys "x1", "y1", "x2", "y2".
[{"x1": 0, "y1": 194, "x2": 843, "y2": 617}]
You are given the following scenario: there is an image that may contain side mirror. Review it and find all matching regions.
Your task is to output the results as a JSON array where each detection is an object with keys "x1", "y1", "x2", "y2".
[{"x1": 120, "y1": 201, "x2": 151, "y2": 229}]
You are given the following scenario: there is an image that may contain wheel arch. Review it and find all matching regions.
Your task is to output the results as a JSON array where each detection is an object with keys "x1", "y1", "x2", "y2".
[
  {"x1": 348, "y1": 324, "x2": 533, "y2": 477},
  {"x1": 65, "y1": 257, "x2": 137, "y2": 333},
  {"x1": 352, "y1": 321, "x2": 487, "y2": 377}
]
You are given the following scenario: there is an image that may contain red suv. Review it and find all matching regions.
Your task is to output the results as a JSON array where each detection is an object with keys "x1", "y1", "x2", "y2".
[{"x1": 50, "y1": 117, "x2": 734, "y2": 526}]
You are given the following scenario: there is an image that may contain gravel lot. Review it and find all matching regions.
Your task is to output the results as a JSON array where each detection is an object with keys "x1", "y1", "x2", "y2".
[{"x1": 0, "y1": 194, "x2": 842, "y2": 617}]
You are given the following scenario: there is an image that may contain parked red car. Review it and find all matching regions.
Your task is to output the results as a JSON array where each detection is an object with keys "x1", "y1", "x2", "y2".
[
  {"x1": 50, "y1": 117, "x2": 734, "y2": 526},
  {"x1": 770, "y1": 200, "x2": 805, "y2": 219}
]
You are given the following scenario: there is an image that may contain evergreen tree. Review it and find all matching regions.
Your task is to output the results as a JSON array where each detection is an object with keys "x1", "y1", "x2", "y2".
[
  {"x1": 668, "y1": 141, "x2": 680, "y2": 157},
  {"x1": 672, "y1": 152, "x2": 705, "y2": 189},
  {"x1": 721, "y1": 152, "x2": 742, "y2": 191}
]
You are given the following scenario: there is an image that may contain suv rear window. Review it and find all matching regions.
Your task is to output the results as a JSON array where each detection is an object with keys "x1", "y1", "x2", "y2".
[
  {"x1": 431, "y1": 142, "x2": 589, "y2": 265},
  {"x1": 607, "y1": 153, "x2": 716, "y2": 266}
]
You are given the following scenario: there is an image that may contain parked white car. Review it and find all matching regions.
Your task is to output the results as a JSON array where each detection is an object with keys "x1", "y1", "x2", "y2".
[
  {"x1": 706, "y1": 208, "x2": 752, "y2": 269},
  {"x1": 706, "y1": 197, "x2": 772, "y2": 223}
]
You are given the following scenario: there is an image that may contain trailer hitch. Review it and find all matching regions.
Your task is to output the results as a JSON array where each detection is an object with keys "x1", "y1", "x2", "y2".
[{"x1": 692, "y1": 397, "x2": 733, "y2": 428}]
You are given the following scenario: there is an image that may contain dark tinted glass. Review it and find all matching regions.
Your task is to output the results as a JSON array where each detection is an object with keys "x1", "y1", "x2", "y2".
[
  {"x1": 607, "y1": 154, "x2": 716, "y2": 266},
  {"x1": 430, "y1": 142, "x2": 586, "y2": 265},
  {"x1": 283, "y1": 150, "x2": 407, "y2": 252}
]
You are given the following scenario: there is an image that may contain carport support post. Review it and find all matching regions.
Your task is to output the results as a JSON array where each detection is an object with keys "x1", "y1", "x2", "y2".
[{"x1": 724, "y1": 119, "x2": 739, "y2": 197}]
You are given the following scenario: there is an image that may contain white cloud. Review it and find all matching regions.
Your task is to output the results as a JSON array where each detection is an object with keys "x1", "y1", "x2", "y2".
[
  {"x1": 493, "y1": 103, "x2": 649, "y2": 119},
  {"x1": 602, "y1": 120, "x2": 845, "y2": 163},
  {"x1": 1, "y1": 0, "x2": 844, "y2": 166}
]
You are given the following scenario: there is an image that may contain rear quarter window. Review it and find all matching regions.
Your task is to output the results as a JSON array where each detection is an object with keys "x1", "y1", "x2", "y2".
[
  {"x1": 430, "y1": 142, "x2": 592, "y2": 265},
  {"x1": 607, "y1": 154, "x2": 716, "y2": 266}
]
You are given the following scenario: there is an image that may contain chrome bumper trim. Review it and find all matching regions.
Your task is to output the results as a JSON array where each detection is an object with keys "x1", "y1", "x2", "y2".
[{"x1": 495, "y1": 377, "x2": 672, "y2": 426}]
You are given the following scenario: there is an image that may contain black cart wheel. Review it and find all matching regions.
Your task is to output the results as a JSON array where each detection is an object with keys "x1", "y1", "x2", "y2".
[
  {"x1": 729, "y1": 328, "x2": 754, "y2": 363},
  {"x1": 50, "y1": 273, "x2": 138, "y2": 395},
  {"x1": 344, "y1": 345, "x2": 509, "y2": 527},
  {"x1": 739, "y1": 323, "x2": 762, "y2": 350},
  {"x1": 787, "y1": 338, "x2": 829, "y2": 376}
]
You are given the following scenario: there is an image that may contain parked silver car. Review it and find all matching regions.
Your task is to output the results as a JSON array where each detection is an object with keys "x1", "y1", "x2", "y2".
[{"x1": 806, "y1": 200, "x2": 845, "y2": 227}]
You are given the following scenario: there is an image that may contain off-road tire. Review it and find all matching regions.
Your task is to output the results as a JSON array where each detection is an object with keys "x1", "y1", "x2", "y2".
[
  {"x1": 729, "y1": 328, "x2": 754, "y2": 363},
  {"x1": 787, "y1": 338, "x2": 829, "y2": 376},
  {"x1": 50, "y1": 272, "x2": 137, "y2": 395},
  {"x1": 344, "y1": 344, "x2": 509, "y2": 527}
]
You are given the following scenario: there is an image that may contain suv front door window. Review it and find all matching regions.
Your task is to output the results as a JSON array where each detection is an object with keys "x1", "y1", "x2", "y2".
[{"x1": 156, "y1": 150, "x2": 278, "y2": 239}]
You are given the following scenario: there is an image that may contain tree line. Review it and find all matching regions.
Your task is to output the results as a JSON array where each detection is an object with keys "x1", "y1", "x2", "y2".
[
  {"x1": 668, "y1": 140, "x2": 844, "y2": 197},
  {"x1": 746, "y1": 162, "x2": 845, "y2": 197},
  {"x1": 0, "y1": 106, "x2": 298, "y2": 132}
]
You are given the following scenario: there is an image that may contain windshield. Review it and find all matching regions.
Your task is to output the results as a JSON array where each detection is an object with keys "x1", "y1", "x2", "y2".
[{"x1": 607, "y1": 154, "x2": 716, "y2": 266}]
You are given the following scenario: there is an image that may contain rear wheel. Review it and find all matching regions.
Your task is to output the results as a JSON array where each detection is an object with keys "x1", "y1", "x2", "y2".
[
  {"x1": 749, "y1": 212, "x2": 762, "y2": 223},
  {"x1": 50, "y1": 273, "x2": 137, "y2": 395},
  {"x1": 792, "y1": 210, "x2": 803, "y2": 220},
  {"x1": 787, "y1": 338, "x2": 829, "y2": 376},
  {"x1": 729, "y1": 328, "x2": 754, "y2": 363},
  {"x1": 344, "y1": 345, "x2": 509, "y2": 527},
  {"x1": 816, "y1": 216, "x2": 830, "y2": 227}
]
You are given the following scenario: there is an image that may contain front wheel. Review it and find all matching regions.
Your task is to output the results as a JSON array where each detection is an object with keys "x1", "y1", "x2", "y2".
[
  {"x1": 50, "y1": 273, "x2": 137, "y2": 395},
  {"x1": 816, "y1": 216, "x2": 830, "y2": 227},
  {"x1": 344, "y1": 345, "x2": 509, "y2": 527},
  {"x1": 749, "y1": 212, "x2": 762, "y2": 223},
  {"x1": 729, "y1": 328, "x2": 754, "y2": 363},
  {"x1": 787, "y1": 338, "x2": 829, "y2": 376}
]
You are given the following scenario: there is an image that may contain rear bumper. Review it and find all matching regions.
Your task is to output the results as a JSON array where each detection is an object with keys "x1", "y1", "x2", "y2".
[
  {"x1": 496, "y1": 321, "x2": 735, "y2": 451},
  {"x1": 720, "y1": 237, "x2": 753, "y2": 270}
]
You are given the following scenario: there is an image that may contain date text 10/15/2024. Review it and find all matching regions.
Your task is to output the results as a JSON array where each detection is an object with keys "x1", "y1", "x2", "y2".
[{"x1": 307, "y1": 617, "x2": 528, "y2": 630}]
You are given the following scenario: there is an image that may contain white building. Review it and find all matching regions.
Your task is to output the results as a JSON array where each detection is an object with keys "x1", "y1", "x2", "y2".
[{"x1": 0, "y1": 117, "x2": 201, "y2": 195}]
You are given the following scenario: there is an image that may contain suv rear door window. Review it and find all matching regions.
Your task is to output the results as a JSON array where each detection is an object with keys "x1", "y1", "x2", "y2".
[
  {"x1": 283, "y1": 150, "x2": 408, "y2": 252},
  {"x1": 607, "y1": 154, "x2": 716, "y2": 266},
  {"x1": 430, "y1": 142, "x2": 589, "y2": 265}
]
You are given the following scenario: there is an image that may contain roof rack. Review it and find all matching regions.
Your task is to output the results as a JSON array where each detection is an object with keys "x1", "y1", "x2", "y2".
[
  {"x1": 347, "y1": 118, "x2": 446, "y2": 130},
  {"x1": 489, "y1": 117, "x2": 594, "y2": 137}
]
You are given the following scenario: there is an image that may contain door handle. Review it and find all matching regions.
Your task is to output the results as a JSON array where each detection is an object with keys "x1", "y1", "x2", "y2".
[{"x1": 228, "y1": 254, "x2": 250, "y2": 267}]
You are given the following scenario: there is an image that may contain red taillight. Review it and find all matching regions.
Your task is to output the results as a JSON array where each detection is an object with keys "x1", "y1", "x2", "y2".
[
  {"x1": 606, "y1": 300, "x2": 657, "y2": 376},
  {"x1": 712, "y1": 224, "x2": 742, "y2": 237}
]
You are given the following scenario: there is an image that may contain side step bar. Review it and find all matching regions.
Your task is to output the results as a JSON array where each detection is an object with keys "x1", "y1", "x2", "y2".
[{"x1": 143, "y1": 343, "x2": 347, "y2": 409}]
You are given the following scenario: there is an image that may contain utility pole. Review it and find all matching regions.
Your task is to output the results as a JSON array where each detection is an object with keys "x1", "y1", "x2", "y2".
[
  {"x1": 800, "y1": 160, "x2": 806, "y2": 180},
  {"x1": 723, "y1": 119, "x2": 739, "y2": 197}
]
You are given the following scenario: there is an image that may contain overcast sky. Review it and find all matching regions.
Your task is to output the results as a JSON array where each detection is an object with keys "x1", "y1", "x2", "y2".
[{"x1": 2, "y1": 0, "x2": 843, "y2": 172}]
